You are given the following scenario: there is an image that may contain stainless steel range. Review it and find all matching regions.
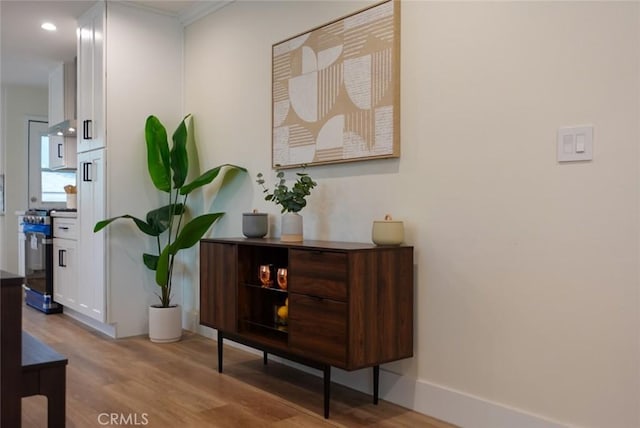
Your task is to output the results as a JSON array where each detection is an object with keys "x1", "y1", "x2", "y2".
[{"x1": 22, "y1": 209, "x2": 62, "y2": 314}]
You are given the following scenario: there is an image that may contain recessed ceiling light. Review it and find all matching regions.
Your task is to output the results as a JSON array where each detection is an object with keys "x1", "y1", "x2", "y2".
[{"x1": 41, "y1": 22, "x2": 57, "y2": 32}]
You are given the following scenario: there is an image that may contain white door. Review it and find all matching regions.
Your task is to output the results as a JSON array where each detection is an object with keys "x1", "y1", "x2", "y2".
[{"x1": 27, "y1": 119, "x2": 50, "y2": 209}]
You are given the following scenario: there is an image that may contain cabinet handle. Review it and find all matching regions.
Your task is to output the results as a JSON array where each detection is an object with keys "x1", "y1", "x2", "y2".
[
  {"x1": 57, "y1": 143, "x2": 63, "y2": 159},
  {"x1": 58, "y1": 226, "x2": 69, "y2": 230},
  {"x1": 83, "y1": 119, "x2": 93, "y2": 140},
  {"x1": 83, "y1": 162, "x2": 93, "y2": 182},
  {"x1": 58, "y1": 249, "x2": 66, "y2": 267}
]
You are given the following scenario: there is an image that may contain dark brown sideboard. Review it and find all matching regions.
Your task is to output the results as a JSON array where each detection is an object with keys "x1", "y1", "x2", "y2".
[{"x1": 200, "y1": 238, "x2": 413, "y2": 418}]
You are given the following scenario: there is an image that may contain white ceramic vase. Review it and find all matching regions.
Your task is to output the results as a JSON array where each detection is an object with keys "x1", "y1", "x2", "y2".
[
  {"x1": 281, "y1": 212, "x2": 303, "y2": 242},
  {"x1": 148, "y1": 304, "x2": 182, "y2": 343}
]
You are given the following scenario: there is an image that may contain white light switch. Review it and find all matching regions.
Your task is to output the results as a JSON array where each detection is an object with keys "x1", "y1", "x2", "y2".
[
  {"x1": 575, "y1": 134, "x2": 585, "y2": 153},
  {"x1": 557, "y1": 125, "x2": 593, "y2": 162},
  {"x1": 563, "y1": 134, "x2": 574, "y2": 153}
]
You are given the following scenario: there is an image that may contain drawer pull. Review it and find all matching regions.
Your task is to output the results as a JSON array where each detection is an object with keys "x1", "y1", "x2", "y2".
[{"x1": 58, "y1": 227, "x2": 69, "y2": 230}]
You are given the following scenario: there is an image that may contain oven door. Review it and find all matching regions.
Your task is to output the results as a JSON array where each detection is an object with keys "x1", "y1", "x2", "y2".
[{"x1": 23, "y1": 226, "x2": 53, "y2": 295}]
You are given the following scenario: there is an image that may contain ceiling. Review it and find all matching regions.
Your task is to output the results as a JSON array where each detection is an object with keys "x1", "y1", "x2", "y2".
[{"x1": 0, "y1": 1, "x2": 206, "y2": 87}]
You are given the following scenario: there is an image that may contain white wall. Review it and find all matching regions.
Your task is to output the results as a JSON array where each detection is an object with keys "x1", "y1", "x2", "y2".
[
  {"x1": 183, "y1": 2, "x2": 640, "y2": 428},
  {"x1": 104, "y1": 2, "x2": 184, "y2": 337},
  {"x1": 0, "y1": 85, "x2": 47, "y2": 273}
]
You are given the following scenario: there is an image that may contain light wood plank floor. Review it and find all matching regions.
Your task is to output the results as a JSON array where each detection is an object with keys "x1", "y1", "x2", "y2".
[{"x1": 21, "y1": 306, "x2": 456, "y2": 428}]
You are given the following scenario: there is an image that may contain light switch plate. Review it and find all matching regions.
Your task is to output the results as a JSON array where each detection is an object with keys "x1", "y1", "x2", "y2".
[{"x1": 557, "y1": 125, "x2": 593, "y2": 162}]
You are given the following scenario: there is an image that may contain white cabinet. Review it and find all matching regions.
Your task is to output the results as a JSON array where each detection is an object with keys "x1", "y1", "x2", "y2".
[
  {"x1": 74, "y1": 1, "x2": 182, "y2": 337},
  {"x1": 48, "y1": 60, "x2": 77, "y2": 136},
  {"x1": 48, "y1": 135, "x2": 77, "y2": 170},
  {"x1": 48, "y1": 60, "x2": 78, "y2": 169},
  {"x1": 77, "y1": 2, "x2": 104, "y2": 153},
  {"x1": 48, "y1": 63, "x2": 65, "y2": 127},
  {"x1": 53, "y1": 218, "x2": 78, "y2": 308},
  {"x1": 77, "y1": 149, "x2": 106, "y2": 322}
]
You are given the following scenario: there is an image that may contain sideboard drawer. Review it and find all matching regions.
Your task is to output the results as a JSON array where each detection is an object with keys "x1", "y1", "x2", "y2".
[
  {"x1": 289, "y1": 249, "x2": 347, "y2": 301},
  {"x1": 289, "y1": 293, "x2": 347, "y2": 367}
]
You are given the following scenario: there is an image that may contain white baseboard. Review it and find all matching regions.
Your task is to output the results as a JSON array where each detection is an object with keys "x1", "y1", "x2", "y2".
[
  {"x1": 62, "y1": 306, "x2": 117, "y2": 338},
  {"x1": 331, "y1": 368, "x2": 569, "y2": 428},
  {"x1": 196, "y1": 324, "x2": 568, "y2": 428}
]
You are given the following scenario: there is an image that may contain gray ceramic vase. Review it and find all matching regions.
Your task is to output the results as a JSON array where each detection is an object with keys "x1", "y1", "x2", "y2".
[{"x1": 243, "y1": 212, "x2": 268, "y2": 238}]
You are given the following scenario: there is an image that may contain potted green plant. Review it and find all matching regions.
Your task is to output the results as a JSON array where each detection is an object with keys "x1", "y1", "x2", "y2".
[
  {"x1": 256, "y1": 169, "x2": 317, "y2": 242},
  {"x1": 94, "y1": 114, "x2": 246, "y2": 342}
]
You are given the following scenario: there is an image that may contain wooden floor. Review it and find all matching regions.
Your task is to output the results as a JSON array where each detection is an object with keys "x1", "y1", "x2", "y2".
[{"x1": 21, "y1": 306, "x2": 456, "y2": 428}]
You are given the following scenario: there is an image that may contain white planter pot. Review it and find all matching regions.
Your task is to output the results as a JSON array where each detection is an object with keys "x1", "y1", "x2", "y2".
[
  {"x1": 281, "y1": 212, "x2": 303, "y2": 242},
  {"x1": 149, "y1": 305, "x2": 182, "y2": 343}
]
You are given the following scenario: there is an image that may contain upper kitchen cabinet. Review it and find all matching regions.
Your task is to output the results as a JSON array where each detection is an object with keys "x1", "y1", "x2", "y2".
[
  {"x1": 48, "y1": 63, "x2": 65, "y2": 129},
  {"x1": 77, "y1": 2, "x2": 104, "y2": 153},
  {"x1": 48, "y1": 135, "x2": 77, "y2": 170},
  {"x1": 48, "y1": 60, "x2": 78, "y2": 169},
  {"x1": 48, "y1": 60, "x2": 77, "y2": 136}
]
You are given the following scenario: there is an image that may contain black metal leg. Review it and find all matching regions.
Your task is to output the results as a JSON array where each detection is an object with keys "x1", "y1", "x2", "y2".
[
  {"x1": 263, "y1": 351, "x2": 268, "y2": 365},
  {"x1": 217, "y1": 331, "x2": 223, "y2": 373},
  {"x1": 323, "y1": 365, "x2": 331, "y2": 418},
  {"x1": 373, "y1": 365, "x2": 380, "y2": 404}
]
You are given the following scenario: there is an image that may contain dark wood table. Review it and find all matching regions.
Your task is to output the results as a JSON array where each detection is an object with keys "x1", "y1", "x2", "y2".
[
  {"x1": 21, "y1": 332, "x2": 67, "y2": 427},
  {"x1": 0, "y1": 270, "x2": 68, "y2": 428},
  {"x1": 1, "y1": 270, "x2": 24, "y2": 427}
]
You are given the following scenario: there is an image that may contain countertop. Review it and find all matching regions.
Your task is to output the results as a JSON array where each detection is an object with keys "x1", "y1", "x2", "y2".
[{"x1": 50, "y1": 210, "x2": 77, "y2": 218}]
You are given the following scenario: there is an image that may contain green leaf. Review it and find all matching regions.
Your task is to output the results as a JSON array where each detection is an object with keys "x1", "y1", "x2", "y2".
[
  {"x1": 180, "y1": 164, "x2": 247, "y2": 195},
  {"x1": 94, "y1": 215, "x2": 158, "y2": 236},
  {"x1": 143, "y1": 253, "x2": 158, "y2": 271},
  {"x1": 146, "y1": 203, "x2": 185, "y2": 235},
  {"x1": 171, "y1": 213, "x2": 224, "y2": 253},
  {"x1": 170, "y1": 115, "x2": 190, "y2": 189},
  {"x1": 155, "y1": 213, "x2": 224, "y2": 288},
  {"x1": 145, "y1": 115, "x2": 171, "y2": 193},
  {"x1": 155, "y1": 245, "x2": 170, "y2": 287}
]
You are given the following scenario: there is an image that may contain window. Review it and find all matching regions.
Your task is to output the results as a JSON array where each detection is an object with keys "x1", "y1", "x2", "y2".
[
  {"x1": 40, "y1": 135, "x2": 75, "y2": 203},
  {"x1": 28, "y1": 119, "x2": 76, "y2": 208}
]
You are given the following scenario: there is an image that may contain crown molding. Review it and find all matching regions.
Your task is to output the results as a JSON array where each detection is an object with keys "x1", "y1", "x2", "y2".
[{"x1": 179, "y1": 1, "x2": 235, "y2": 27}]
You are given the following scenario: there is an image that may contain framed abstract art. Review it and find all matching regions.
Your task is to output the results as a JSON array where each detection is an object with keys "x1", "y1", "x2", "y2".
[{"x1": 272, "y1": 0, "x2": 400, "y2": 168}]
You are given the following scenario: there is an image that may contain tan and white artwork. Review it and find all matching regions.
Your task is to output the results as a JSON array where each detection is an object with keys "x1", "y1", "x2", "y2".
[{"x1": 272, "y1": 0, "x2": 400, "y2": 168}]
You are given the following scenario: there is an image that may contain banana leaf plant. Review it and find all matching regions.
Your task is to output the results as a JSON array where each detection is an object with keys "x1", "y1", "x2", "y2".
[{"x1": 94, "y1": 114, "x2": 246, "y2": 307}]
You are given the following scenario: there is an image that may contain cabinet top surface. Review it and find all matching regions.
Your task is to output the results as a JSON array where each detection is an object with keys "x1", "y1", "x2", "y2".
[
  {"x1": 1, "y1": 270, "x2": 23, "y2": 284},
  {"x1": 202, "y1": 237, "x2": 412, "y2": 251},
  {"x1": 50, "y1": 211, "x2": 77, "y2": 219}
]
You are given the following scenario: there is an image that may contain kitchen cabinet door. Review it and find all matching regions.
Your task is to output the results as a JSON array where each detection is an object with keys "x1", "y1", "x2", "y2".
[
  {"x1": 77, "y1": 2, "x2": 105, "y2": 153},
  {"x1": 53, "y1": 238, "x2": 77, "y2": 309},
  {"x1": 48, "y1": 135, "x2": 77, "y2": 170},
  {"x1": 77, "y1": 149, "x2": 106, "y2": 322}
]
